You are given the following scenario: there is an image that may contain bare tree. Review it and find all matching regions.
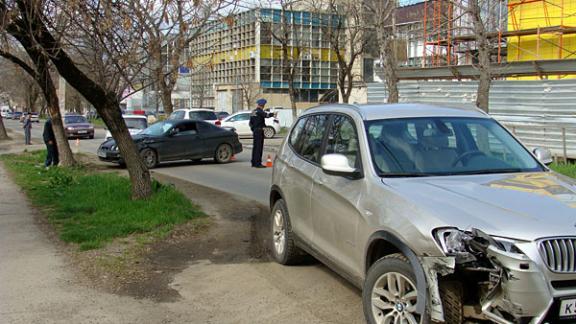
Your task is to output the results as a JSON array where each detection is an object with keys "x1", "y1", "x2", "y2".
[
  {"x1": 130, "y1": 0, "x2": 228, "y2": 115},
  {"x1": 320, "y1": 0, "x2": 369, "y2": 104},
  {"x1": 265, "y1": 0, "x2": 303, "y2": 118},
  {"x1": 239, "y1": 79, "x2": 262, "y2": 109},
  {"x1": 0, "y1": 40, "x2": 77, "y2": 166},
  {"x1": 0, "y1": 0, "x2": 156, "y2": 198},
  {"x1": 0, "y1": 91, "x2": 8, "y2": 139},
  {"x1": 365, "y1": 0, "x2": 399, "y2": 103},
  {"x1": 448, "y1": 0, "x2": 499, "y2": 112}
]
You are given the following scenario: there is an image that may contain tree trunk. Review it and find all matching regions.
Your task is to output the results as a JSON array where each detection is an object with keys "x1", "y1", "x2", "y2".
[
  {"x1": 288, "y1": 85, "x2": 298, "y2": 118},
  {"x1": 471, "y1": 1, "x2": 491, "y2": 112},
  {"x1": 100, "y1": 101, "x2": 152, "y2": 199},
  {"x1": 378, "y1": 29, "x2": 399, "y2": 104},
  {"x1": 0, "y1": 115, "x2": 9, "y2": 140},
  {"x1": 160, "y1": 89, "x2": 174, "y2": 114}
]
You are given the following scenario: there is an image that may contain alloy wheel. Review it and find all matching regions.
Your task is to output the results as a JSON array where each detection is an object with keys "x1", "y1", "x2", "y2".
[
  {"x1": 216, "y1": 144, "x2": 232, "y2": 163},
  {"x1": 371, "y1": 272, "x2": 419, "y2": 324},
  {"x1": 272, "y1": 208, "x2": 286, "y2": 256},
  {"x1": 263, "y1": 127, "x2": 275, "y2": 139}
]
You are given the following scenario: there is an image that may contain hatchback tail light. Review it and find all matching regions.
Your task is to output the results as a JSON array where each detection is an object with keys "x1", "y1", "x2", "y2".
[{"x1": 215, "y1": 120, "x2": 221, "y2": 126}]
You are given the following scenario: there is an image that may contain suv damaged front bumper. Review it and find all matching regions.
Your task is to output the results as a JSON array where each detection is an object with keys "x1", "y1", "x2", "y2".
[{"x1": 423, "y1": 229, "x2": 554, "y2": 323}]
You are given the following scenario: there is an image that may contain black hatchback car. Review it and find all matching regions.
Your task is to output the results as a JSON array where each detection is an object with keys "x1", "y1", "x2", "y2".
[{"x1": 97, "y1": 120, "x2": 242, "y2": 168}]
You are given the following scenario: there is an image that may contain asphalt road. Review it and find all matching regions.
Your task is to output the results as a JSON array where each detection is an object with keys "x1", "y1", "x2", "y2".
[{"x1": 3, "y1": 119, "x2": 275, "y2": 204}]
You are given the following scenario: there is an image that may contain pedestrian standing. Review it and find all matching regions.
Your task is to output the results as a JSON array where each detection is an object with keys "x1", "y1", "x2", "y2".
[
  {"x1": 23, "y1": 113, "x2": 32, "y2": 145},
  {"x1": 43, "y1": 118, "x2": 59, "y2": 168},
  {"x1": 249, "y1": 99, "x2": 275, "y2": 168}
]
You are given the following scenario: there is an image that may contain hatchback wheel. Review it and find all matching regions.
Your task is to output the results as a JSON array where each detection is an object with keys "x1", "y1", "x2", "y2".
[
  {"x1": 214, "y1": 143, "x2": 233, "y2": 163},
  {"x1": 363, "y1": 254, "x2": 426, "y2": 324},
  {"x1": 263, "y1": 126, "x2": 275, "y2": 139},
  {"x1": 271, "y1": 199, "x2": 304, "y2": 265},
  {"x1": 140, "y1": 148, "x2": 158, "y2": 169}
]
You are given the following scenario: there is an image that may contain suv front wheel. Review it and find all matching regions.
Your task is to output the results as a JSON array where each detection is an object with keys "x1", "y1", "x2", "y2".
[
  {"x1": 270, "y1": 199, "x2": 304, "y2": 265},
  {"x1": 363, "y1": 254, "x2": 427, "y2": 324}
]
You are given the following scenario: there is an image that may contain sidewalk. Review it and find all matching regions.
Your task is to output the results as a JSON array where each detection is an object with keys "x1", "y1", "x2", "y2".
[{"x1": 0, "y1": 163, "x2": 169, "y2": 323}]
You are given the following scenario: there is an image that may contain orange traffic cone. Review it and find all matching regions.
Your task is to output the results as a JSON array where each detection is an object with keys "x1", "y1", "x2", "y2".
[{"x1": 265, "y1": 154, "x2": 273, "y2": 168}]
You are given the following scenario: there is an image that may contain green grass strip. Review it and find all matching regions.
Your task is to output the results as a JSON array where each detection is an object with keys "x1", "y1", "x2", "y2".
[
  {"x1": 550, "y1": 162, "x2": 576, "y2": 179},
  {"x1": 1, "y1": 151, "x2": 204, "y2": 250}
]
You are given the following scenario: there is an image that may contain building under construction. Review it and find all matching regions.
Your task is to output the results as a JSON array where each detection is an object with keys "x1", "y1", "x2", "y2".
[
  {"x1": 188, "y1": 8, "x2": 342, "y2": 111},
  {"x1": 394, "y1": 0, "x2": 576, "y2": 79}
]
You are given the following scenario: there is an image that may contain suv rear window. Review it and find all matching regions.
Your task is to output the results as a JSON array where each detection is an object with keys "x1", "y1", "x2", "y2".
[{"x1": 189, "y1": 111, "x2": 217, "y2": 121}]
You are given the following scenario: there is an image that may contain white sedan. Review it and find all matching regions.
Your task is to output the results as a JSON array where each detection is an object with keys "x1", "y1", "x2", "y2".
[
  {"x1": 220, "y1": 111, "x2": 280, "y2": 138},
  {"x1": 105, "y1": 115, "x2": 148, "y2": 140}
]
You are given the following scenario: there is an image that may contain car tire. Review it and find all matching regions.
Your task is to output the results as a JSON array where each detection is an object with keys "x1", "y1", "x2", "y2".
[
  {"x1": 270, "y1": 199, "x2": 305, "y2": 265},
  {"x1": 263, "y1": 126, "x2": 275, "y2": 139},
  {"x1": 89, "y1": 135, "x2": 94, "y2": 139},
  {"x1": 140, "y1": 148, "x2": 158, "y2": 169},
  {"x1": 439, "y1": 281, "x2": 464, "y2": 323},
  {"x1": 214, "y1": 143, "x2": 233, "y2": 164},
  {"x1": 363, "y1": 254, "x2": 428, "y2": 324}
]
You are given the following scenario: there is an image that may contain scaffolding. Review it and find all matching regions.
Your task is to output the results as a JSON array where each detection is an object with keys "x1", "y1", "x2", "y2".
[{"x1": 419, "y1": 0, "x2": 576, "y2": 76}]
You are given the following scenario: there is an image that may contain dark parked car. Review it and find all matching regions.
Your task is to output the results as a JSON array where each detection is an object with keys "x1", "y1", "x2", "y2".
[
  {"x1": 97, "y1": 119, "x2": 242, "y2": 168},
  {"x1": 64, "y1": 114, "x2": 95, "y2": 139}
]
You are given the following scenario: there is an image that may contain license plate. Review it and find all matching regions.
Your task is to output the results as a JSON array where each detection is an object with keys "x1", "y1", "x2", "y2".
[
  {"x1": 77, "y1": 130, "x2": 87, "y2": 134},
  {"x1": 559, "y1": 298, "x2": 576, "y2": 317},
  {"x1": 97, "y1": 150, "x2": 106, "y2": 158}
]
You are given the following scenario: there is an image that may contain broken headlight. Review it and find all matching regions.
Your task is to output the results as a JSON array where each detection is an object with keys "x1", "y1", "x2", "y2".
[
  {"x1": 434, "y1": 227, "x2": 525, "y2": 256},
  {"x1": 434, "y1": 228, "x2": 472, "y2": 255}
]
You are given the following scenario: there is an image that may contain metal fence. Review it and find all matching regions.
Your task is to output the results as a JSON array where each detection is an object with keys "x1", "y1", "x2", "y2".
[{"x1": 367, "y1": 79, "x2": 576, "y2": 159}]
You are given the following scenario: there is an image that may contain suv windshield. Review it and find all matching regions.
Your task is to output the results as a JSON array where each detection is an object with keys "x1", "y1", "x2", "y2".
[
  {"x1": 189, "y1": 111, "x2": 217, "y2": 121},
  {"x1": 366, "y1": 117, "x2": 544, "y2": 177},
  {"x1": 125, "y1": 118, "x2": 147, "y2": 129},
  {"x1": 140, "y1": 121, "x2": 174, "y2": 136},
  {"x1": 65, "y1": 115, "x2": 87, "y2": 124}
]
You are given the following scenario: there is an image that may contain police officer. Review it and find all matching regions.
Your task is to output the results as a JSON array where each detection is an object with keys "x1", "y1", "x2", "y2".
[{"x1": 250, "y1": 98, "x2": 274, "y2": 168}]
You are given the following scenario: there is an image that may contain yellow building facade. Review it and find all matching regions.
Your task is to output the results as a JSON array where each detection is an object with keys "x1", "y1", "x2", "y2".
[{"x1": 507, "y1": 0, "x2": 576, "y2": 79}]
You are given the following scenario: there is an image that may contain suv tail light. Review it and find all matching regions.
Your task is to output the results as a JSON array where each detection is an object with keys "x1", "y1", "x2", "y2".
[{"x1": 215, "y1": 120, "x2": 221, "y2": 126}]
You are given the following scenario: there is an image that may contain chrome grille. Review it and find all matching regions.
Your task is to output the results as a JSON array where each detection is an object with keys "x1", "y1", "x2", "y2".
[{"x1": 539, "y1": 238, "x2": 576, "y2": 273}]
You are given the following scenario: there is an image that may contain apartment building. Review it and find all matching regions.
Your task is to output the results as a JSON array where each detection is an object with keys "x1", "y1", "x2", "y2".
[{"x1": 189, "y1": 8, "x2": 342, "y2": 112}]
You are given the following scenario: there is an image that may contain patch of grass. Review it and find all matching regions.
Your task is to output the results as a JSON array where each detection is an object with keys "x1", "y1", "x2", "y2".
[
  {"x1": 91, "y1": 118, "x2": 106, "y2": 128},
  {"x1": 550, "y1": 162, "x2": 576, "y2": 179},
  {"x1": 278, "y1": 127, "x2": 289, "y2": 136},
  {"x1": 1, "y1": 150, "x2": 204, "y2": 250}
]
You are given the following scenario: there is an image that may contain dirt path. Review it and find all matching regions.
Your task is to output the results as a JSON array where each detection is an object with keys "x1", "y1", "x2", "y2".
[{"x1": 1, "y1": 148, "x2": 364, "y2": 323}]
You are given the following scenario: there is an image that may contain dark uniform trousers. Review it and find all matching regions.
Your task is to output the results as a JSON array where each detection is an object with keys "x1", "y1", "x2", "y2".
[
  {"x1": 45, "y1": 143, "x2": 59, "y2": 167},
  {"x1": 251, "y1": 128, "x2": 265, "y2": 166}
]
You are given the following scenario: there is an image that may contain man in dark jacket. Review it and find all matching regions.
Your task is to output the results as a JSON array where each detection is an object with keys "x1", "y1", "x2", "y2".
[
  {"x1": 249, "y1": 98, "x2": 274, "y2": 168},
  {"x1": 23, "y1": 113, "x2": 32, "y2": 145},
  {"x1": 43, "y1": 118, "x2": 59, "y2": 167}
]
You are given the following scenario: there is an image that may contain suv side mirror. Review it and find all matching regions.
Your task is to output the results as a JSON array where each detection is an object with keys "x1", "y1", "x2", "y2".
[
  {"x1": 533, "y1": 147, "x2": 553, "y2": 165},
  {"x1": 321, "y1": 154, "x2": 362, "y2": 179}
]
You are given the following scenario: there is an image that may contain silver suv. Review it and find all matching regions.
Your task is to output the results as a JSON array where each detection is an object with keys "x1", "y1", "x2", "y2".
[{"x1": 270, "y1": 103, "x2": 576, "y2": 323}]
